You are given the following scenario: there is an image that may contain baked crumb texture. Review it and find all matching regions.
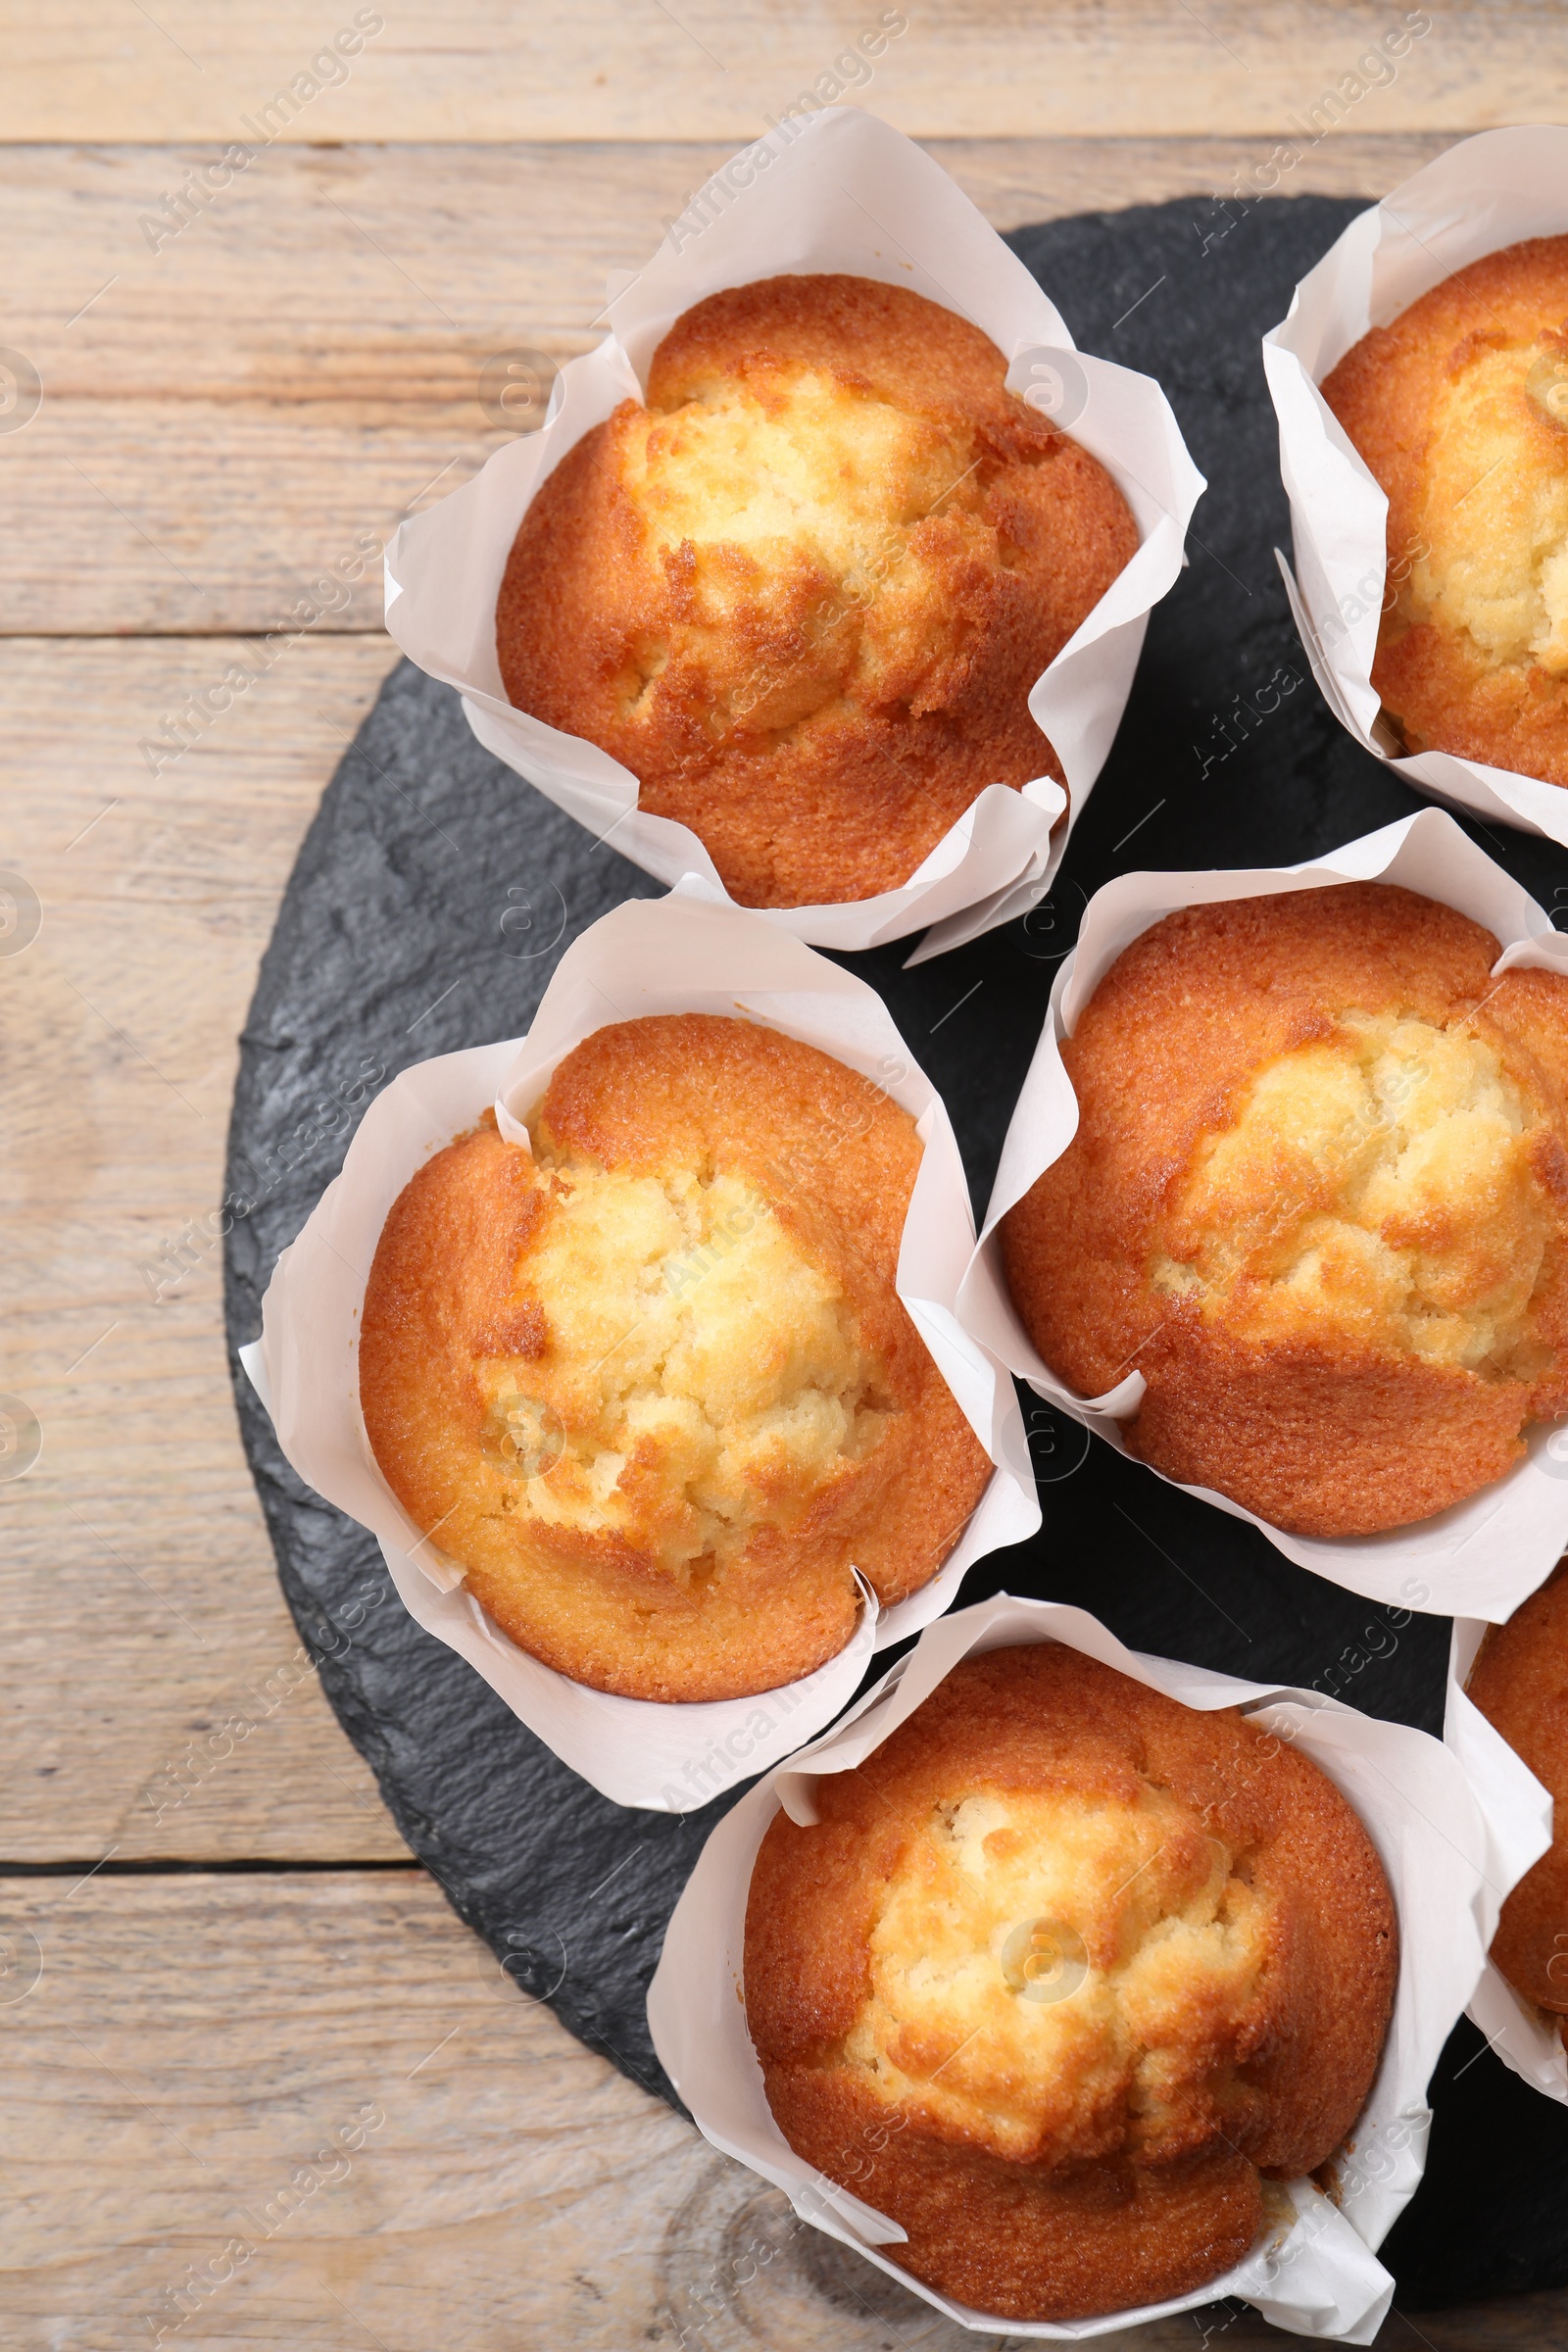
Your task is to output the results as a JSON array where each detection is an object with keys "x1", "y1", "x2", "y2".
[
  {"x1": 358, "y1": 1014, "x2": 991, "y2": 1701},
  {"x1": 496, "y1": 274, "x2": 1139, "y2": 908},
  {"x1": 1001, "y1": 883, "x2": 1568, "y2": 1537},
  {"x1": 1467, "y1": 1560, "x2": 1568, "y2": 2041},
  {"x1": 745, "y1": 1643, "x2": 1397, "y2": 2322},
  {"x1": 1322, "y1": 235, "x2": 1568, "y2": 783}
]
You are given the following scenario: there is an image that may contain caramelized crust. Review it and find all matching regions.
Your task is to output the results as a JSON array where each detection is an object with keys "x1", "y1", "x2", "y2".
[
  {"x1": 497, "y1": 274, "x2": 1139, "y2": 908},
  {"x1": 358, "y1": 1014, "x2": 991, "y2": 1701},
  {"x1": 745, "y1": 1644, "x2": 1396, "y2": 2322},
  {"x1": 1001, "y1": 884, "x2": 1568, "y2": 1537},
  {"x1": 1322, "y1": 237, "x2": 1568, "y2": 784},
  {"x1": 1468, "y1": 1561, "x2": 1568, "y2": 2034}
]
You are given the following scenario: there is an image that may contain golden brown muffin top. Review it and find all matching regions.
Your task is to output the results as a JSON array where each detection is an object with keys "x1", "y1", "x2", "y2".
[
  {"x1": 497, "y1": 274, "x2": 1139, "y2": 907},
  {"x1": 1468, "y1": 1561, "x2": 1568, "y2": 2026},
  {"x1": 1323, "y1": 237, "x2": 1568, "y2": 781},
  {"x1": 1002, "y1": 882, "x2": 1568, "y2": 1538},
  {"x1": 745, "y1": 1643, "x2": 1396, "y2": 2323},
  {"x1": 1155, "y1": 1008, "x2": 1554, "y2": 1376},
  {"x1": 359, "y1": 1014, "x2": 992, "y2": 1703}
]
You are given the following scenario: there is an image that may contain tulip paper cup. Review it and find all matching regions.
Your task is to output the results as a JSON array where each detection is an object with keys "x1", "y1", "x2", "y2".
[
  {"x1": 648, "y1": 1592, "x2": 1534, "y2": 2342},
  {"x1": 958, "y1": 808, "x2": 1568, "y2": 1620},
  {"x1": 1446, "y1": 1615, "x2": 1563, "y2": 2102},
  {"x1": 1264, "y1": 126, "x2": 1568, "y2": 849},
  {"x1": 384, "y1": 105, "x2": 1202, "y2": 958},
  {"x1": 240, "y1": 882, "x2": 1038, "y2": 1812}
]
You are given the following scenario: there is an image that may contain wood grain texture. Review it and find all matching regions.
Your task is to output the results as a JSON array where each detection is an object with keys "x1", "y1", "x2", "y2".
[
  {"x1": 0, "y1": 1872, "x2": 697, "y2": 2350},
  {"x1": 8, "y1": 67, "x2": 1568, "y2": 2343},
  {"x1": 2, "y1": 136, "x2": 1457, "y2": 635},
  {"x1": 0, "y1": 3, "x2": 1546, "y2": 142},
  {"x1": 0, "y1": 1871, "x2": 1560, "y2": 2351},
  {"x1": 0, "y1": 632, "x2": 409, "y2": 1861}
]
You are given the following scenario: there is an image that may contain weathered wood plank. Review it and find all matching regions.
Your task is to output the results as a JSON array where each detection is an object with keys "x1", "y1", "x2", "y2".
[
  {"x1": 0, "y1": 1871, "x2": 703, "y2": 2349},
  {"x1": 2, "y1": 135, "x2": 1456, "y2": 635},
  {"x1": 0, "y1": 3, "x2": 1544, "y2": 142},
  {"x1": 0, "y1": 633, "x2": 410, "y2": 1861}
]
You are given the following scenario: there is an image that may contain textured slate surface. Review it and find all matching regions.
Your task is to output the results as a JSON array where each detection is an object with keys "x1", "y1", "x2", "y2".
[{"x1": 224, "y1": 194, "x2": 1568, "y2": 2309}]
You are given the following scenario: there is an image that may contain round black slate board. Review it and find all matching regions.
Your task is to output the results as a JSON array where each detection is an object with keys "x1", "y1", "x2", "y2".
[{"x1": 224, "y1": 194, "x2": 1568, "y2": 2313}]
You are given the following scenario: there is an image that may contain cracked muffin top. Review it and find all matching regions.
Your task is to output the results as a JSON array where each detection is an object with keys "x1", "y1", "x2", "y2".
[
  {"x1": 358, "y1": 1013, "x2": 992, "y2": 1701},
  {"x1": 496, "y1": 273, "x2": 1138, "y2": 908},
  {"x1": 1001, "y1": 882, "x2": 1568, "y2": 1538},
  {"x1": 744, "y1": 1642, "x2": 1396, "y2": 2322}
]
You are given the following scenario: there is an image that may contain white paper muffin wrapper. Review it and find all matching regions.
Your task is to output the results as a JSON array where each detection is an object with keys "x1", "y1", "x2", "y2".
[
  {"x1": 1445, "y1": 1614, "x2": 1565, "y2": 2101},
  {"x1": 382, "y1": 105, "x2": 1203, "y2": 961},
  {"x1": 239, "y1": 881, "x2": 1039, "y2": 1812},
  {"x1": 956, "y1": 808, "x2": 1568, "y2": 1620},
  {"x1": 1264, "y1": 125, "x2": 1568, "y2": 847},
  {"x1": 649, "y1": 1591, "x2": 1537, "y2": 2343}
]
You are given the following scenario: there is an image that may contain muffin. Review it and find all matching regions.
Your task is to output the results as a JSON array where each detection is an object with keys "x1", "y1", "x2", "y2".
[
  {"x1": 1466, "y1": 1561, "x2": 1568, "y2": 2039},
  {"x1": 745, "y1": 1642, "x2": 1397, "y2": 2323},
  {"x1": 358, "y1": 1013, "x2": 991, "y2": 1702},
  {"x1": 1322, "y1": 236, "x2": 1568, "y2": 784},
  {"x1": 1001, "y1": 881, "x2": 1568, "y2": 1538},
  {"x1": 496, "y1": 273, "x2": 1139, "y2": 909}
]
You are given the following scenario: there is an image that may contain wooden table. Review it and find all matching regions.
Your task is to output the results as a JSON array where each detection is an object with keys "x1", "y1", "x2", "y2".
[{"x1": 4, "y1": 7, "x2": 1567, "y2": 2343}]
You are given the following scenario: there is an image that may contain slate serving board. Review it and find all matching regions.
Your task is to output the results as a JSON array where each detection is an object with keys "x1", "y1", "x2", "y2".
[{"x1": 224, "y1": 194, "x2": 1568, "y2": 2312}]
